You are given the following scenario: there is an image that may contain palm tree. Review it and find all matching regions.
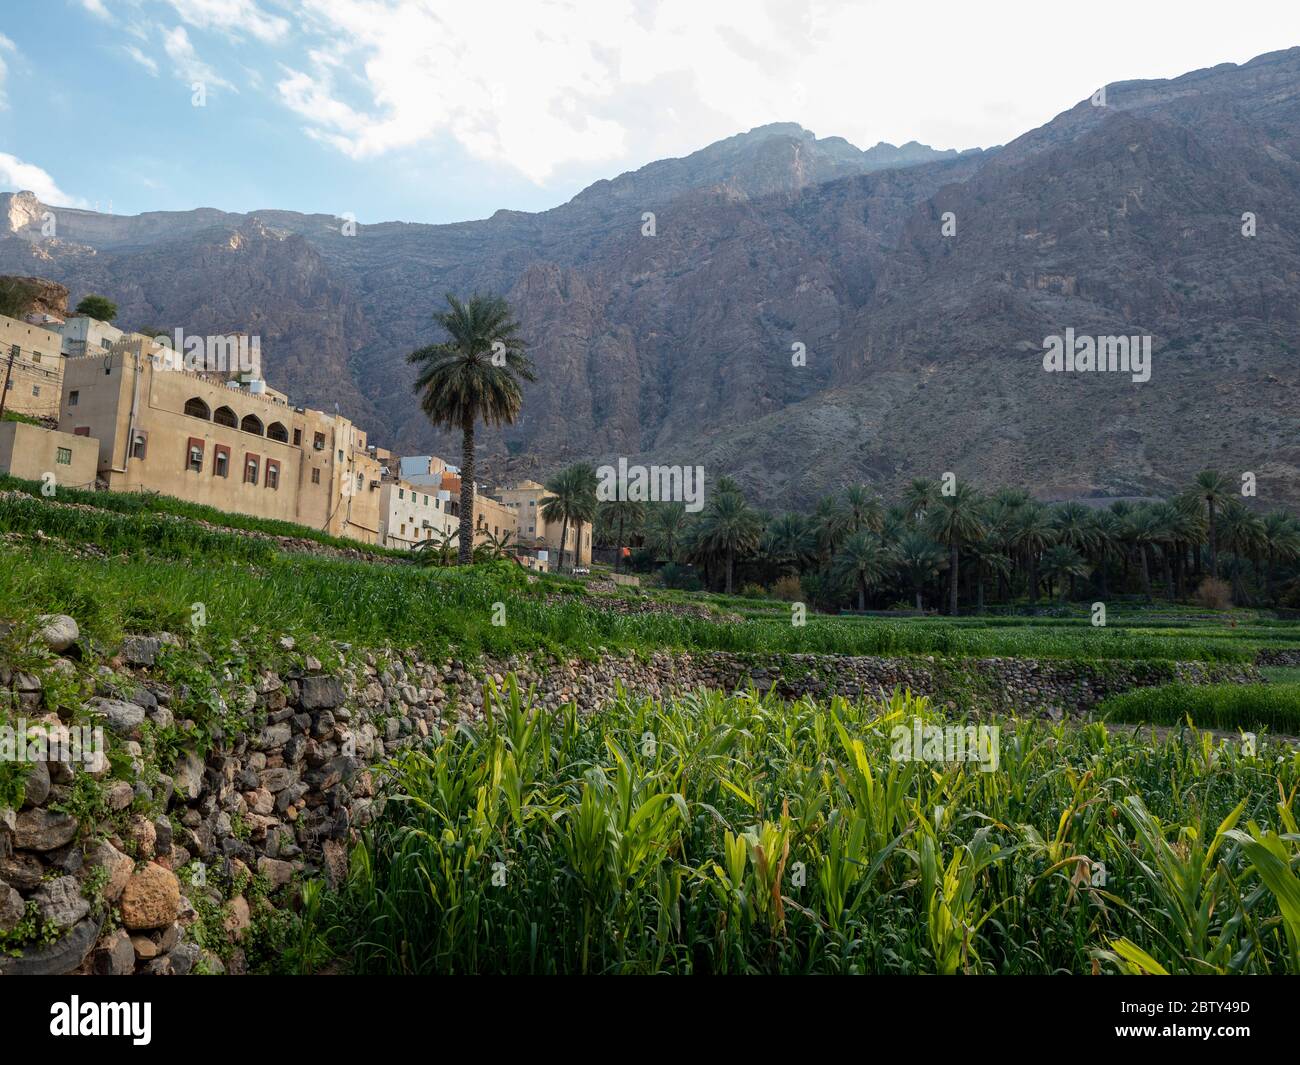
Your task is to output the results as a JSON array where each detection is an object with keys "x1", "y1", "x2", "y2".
[
  {"x1": 843, "y1": 485, "x2": 883, "y2": 535},
  {"x1": 598, "y1": 498, "x2": 644, "y2": 572},
  {"x1": 925, "y1": 483, "x2": 987, "y2": 616},
  {"x1": 904, "y1": 478, "x2": 939, "y2": 522},
  {"x1": 968, "y1": 538, "x2": 1012, "y2": 613},
  {"x1": 894, "y1": 530, "x2": 946, "y2": 611},
  {"x1": 1039, "y1": 544, "x2": 1089, "y2": 603},
  {"x1": 1194, "y1": 469, "x2": 1232, "y2": 578},
  {"x1": 812, "y1": 495, "x2": 851, "y2": 562},
  {"x1": 414, "y1": 529, "x2": 459, "y2": 567},
  {"x1": 833, "y1": 531, "x2": 892, "y2": 611},
  {"x1": 1089, "y1": 509, "x2": 1125, "y2": 599},
  {"x1": 1218, "y1": 501, "x2": 1265, "y2": 605},
  {"x1": 541, "y1": 464, "x2": 597, "y2": 573},
  {"x1": 763, "y1": 512, "x2": 817, "y2": 574},
  {"x1": 1051, "y1": 502, "x2": 1098, "y2": 600},
  {"x1": 1009, "y1": 503, "x2": 1055, "y2": 604},
  {"x1": 700, "y1": 491, "x2": 763, "y2": 594},
  {"x1": 1261, "y1": 510, "x2": 1300, "y2": 603},
  {"x1": 644, "y1": 502, "x2": 689, "y2": 563},
  {"x1": 407, "y1": 294, "x2": 534, "y2": 564},
  {"x1": 481, "y1": 528, "x2": 519, "y2": 561},
  {"x1": 1125, "y1": 506, "x2": 1162, "y2": 602}
]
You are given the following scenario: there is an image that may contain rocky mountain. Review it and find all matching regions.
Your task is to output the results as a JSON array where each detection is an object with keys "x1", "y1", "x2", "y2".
[{"x1": 2, "y1": 47, "x2": 1298, "y2": 508}]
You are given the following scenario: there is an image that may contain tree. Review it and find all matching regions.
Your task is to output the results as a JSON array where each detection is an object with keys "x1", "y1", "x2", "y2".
[
  {"x1": 700, "y1": 491, "x2": 763, "y2": 594},
  {"x1": 1009, "y1": 503, "x2": 1055, "y2": 604},
  {"x1": 1261, "y1": 510, "x2": 1300, "y2": 603},
  {"x1": 0, "y1": 277, "x2": 37, "y2": 319},
  {"x1": 1194, "y1": 469, "x2": 1231, "y2": 578},
  {"x1": 75, "y1": 294, "x2": 118, "y2": 321},
  {"x1": 645, "y1": 502, "x2": 689, "y2": 563},
  {"x1": 894, "y1": 530, "x2": 945, "y2": 611},
  {"x1": 812, "y1": 495, "x2": 851, "y2": 562},
  {"x1": 407, "y1": 294, "x2": 534, "y2": 564},
  {"x1": 926, "y1": 484, "x2": 986, "y2": 616},
  {"x1": 763, "y1": 512, "x2": 817, "y2": 574},
  {"x1": 542, "y1": 464, "x2": 597, "y2": 573},
  {"x1": 833, "y1": 531, "x2": 892, "y2": 611},
  {"x1": 1217, "y1": 501, "x2": 1265, "y2": 605},
  {"x1": 1124, "y1": 506, "x2": 1162, "y2": 602},
  {"x1": 1051, "y1": 502, "x2": 1099, "y2": 601},
  {"x1": 598, "y1": 498, "x2": 644, "y2": 572},
  {"x1": 414, "y1": 530, "x2": 459, "y2": 567},
  {"x1": 1039, "y1": 545, "x2": 1088, "y2": 603},
  {"x1": 843, "y1": 485, "x2": 883, "y2": 535},
  {"x1": 481, "y1": 527, "x2": 519, "y2": 561}
]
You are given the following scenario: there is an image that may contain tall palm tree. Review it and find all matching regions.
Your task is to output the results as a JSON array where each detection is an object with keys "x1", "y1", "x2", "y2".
[
  {"x1": 812, "y1": 495, "x2": 851, "y2": 562},
  {"x1": 1051, "y1": 502, "x2": 1098, "y2": 600},
  {"x1": 905, "y1": 478, "x2": 939, "y2": 522},
  {"x1": 1261, "y1": 510, "x2": 1300, "y2": 603},
  {"x1": 1040, "y1": 544, "x2": 1089, "y2": 603},
  {"x1": 1218, "y1": 500, "x2": 1265, "y2": 605},
  {"x1": 833, "y1": 531, "x2": 892, "y2": 611},
  {"x1": 1194, "y1": 469, "x2": 1232, "y2": 578},
  {"x1": 1088, "y1": 509, "x2": 1125, "y2": 599},
  {"x1": 925, "y1": 483, "x2": 987, "y2": 616},
  {"x1": 763, "y1": 512, "x2": 817, "y2": 574},
  {"x1": 894, "y1": 530, "x2": 946, "y2": 611},
  {"x1": 598, "y1": 498, "x2": 644, "y2": 572},
  {"x1": 407, "y1": 293, "x2": 534, "y2": 564},
  {"x1": 541, "y1": 464, "x2": 597, "y2": 572},
  {"x1": 843, "y1": 485, "x2": 883, "y2": 535},
  {"x1": 700, "y1": 491, "x2": 763, "y2": 594},
  {"x1": 1124, "y1": 506, "x2": 1162, "y2": 602},
  {"x1": 645, "y1": 502, "x2": 689, "y2": 563},
  {"x1": 1008, "y1": 502, "x2": 1055, "y2": 605}
]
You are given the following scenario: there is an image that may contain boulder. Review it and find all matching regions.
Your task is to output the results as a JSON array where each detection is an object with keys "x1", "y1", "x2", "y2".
[
  {"x1": 300, "y1": 675, "x2": 345, "y2": 710},
  {"x1": 88, "y1": 697, "x2": 146, "y2": 735},
  {"x1": 83, "y1": 839, "x2": 133, "y2": 902},
  {"x1": 20, "y1": 759, "x2": 50, "y2": 808},
  {"x1": 14, "y1": 807, "x2": 78, "y2": 851},
  {"x1": 93, "y1": 927, "x2": 136, "y2": 975},
  {"x1": 36, "y1": 614, "x2": 79, "y2": 653},
  {"x1": 34, "y1": 875, "x2": 90, "y2": 930},
  {"x1": 0, "y1": 880, "x2": 24, "y2": 933},
  {"x1": 0, "y1": 914, "x2": 102, "y2": 975},
  {"x1": 120, "y1": 864, "x2": 180, "y2": 930}
]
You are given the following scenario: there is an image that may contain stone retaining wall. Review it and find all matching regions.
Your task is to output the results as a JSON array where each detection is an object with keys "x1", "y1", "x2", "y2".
[{"x1": 0, "y1": 616, "x2": 1266, "y2": 976}]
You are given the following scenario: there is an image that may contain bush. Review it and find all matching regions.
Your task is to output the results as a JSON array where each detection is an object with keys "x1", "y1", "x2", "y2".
[
  {"x1": 739, "y1": 582, "x2": 767, "y2": 599},
  {"x1": 1195, "y1": 577, "x2": 1233, "y2": 610},
  {"x1": 657, "y1": 562, "x2": 701, "y2": 591},
  {"x1": 770, "y1": 574, "x2": 802, "y2": 601}
]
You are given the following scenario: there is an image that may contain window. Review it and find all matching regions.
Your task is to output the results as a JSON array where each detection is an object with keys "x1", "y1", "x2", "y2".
[
  {"x1": 266, "y1": 460, "x2": 280, "y2": 490},
  {"x1": 68, "y1": 390, "x2": 79, "y2": 407},
  {"x1": 130, "y1": 431, "x2": 147, "y2": 461},
  {"x1": 267, "y1": 422, "x2": 288, "y2": 443},
  {"x1": 311, "y1": 467, "x2": 320, "y2": 485},
  {"x1": 31, "y1": 385, "x2": 40, "y2": 397},
  {"x1": 313, "y1": 432, "x2": 325, "y2": 450},
  {"x1": 424, "y1": 495, "x2": 429, "y2": 506},
  {"x1": 100, "y1": 337, "x2": 111, "y2": 350},
  {"x1": 398, "y1": 488, "x2": 404, "y2": 500},
  {"x1": 338, "y1": 449, "x2": 344, "y2": 463},
  {"x1": 214, "y1": 445, "x2": 230, "y2": 477},
  {"x1": 184, "y1": 397, "x2": 211, "y2": 420},
  {"x1": 8, "y1": 344, "x2": 16, "y2": 358},
  {"x1": 73, "y1": 427, "x2": 90, "y2": 437},
  {"x1": 356, "y1": 473, "x2": 363, "y2": 493},
  {"x1": 32, "y1": 352, "x2": 41, "y2": 363},
  {"x1": 240, "y1": 414, "x2": 264, "y2": 436},
  {"x1": 245, "y1": 454, "x2": 260, "y2": 485},
  {"x1": 187, "y1": 438, "x2": 204, "y2": 473},
  {"x1": 292, "y1": 428, "x2": 302, "y2": 446},
  {"x1": 213, "y1": 405, "x2": 237, "y2": 428},
  {"x1": 56, "y1": 447, "x2": 72, "y2": 466},
  {"x1": 4, "y1": 380, "x2": 10, "y2": 390},
  {"x1": 400, "y1": 524, "x2": 406, "y2": 536}
]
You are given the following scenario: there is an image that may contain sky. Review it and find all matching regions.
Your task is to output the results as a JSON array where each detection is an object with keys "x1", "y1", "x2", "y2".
[{"x1": 0, "y1": 0, "x2": 1298, "y2": 224}]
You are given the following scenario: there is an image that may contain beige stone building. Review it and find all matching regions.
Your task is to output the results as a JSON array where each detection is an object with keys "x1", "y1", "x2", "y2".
[
  {"x1": 378, "y1": 479, "x2": 457, "y2": 550},
  {"x1": 57, "y1": 337, "x2": 382, "y2": 542},
  {"x1": 0, "y1": 314, "x2": 65, "y2": 420},
  {"x1": 0, "y1": 420, "x2": 98, "y2": 488},
  {"x1": 497, "y1": 479, "x2": 592, "y2": 567}
]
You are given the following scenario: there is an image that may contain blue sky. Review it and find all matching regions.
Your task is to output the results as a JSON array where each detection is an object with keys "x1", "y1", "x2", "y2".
[{"x1": 1, "y1": 1, "x2": 1297, "y2": 225}]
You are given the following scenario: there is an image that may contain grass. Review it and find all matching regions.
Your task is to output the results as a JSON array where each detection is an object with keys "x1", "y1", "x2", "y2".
[
  {"x1": 0, "y1": 473, "x2": 410, "y2": 559},
  {"x1": 1097, "y1": 682, "x2": 1300, "y2": 734},
  {"x1": 310, "y1": 683, "x2": 1300, "y2": 974}
]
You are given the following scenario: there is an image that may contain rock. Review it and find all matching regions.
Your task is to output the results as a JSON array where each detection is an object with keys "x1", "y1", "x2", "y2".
[
  {"x1": 153, "y1": 817, "x2": 173, "y2": 856},
  {"x1": 120, "y1": 635, "x2": 162, "y2": 666},
  {"x1": 94, "y1": 927, "x2": 137, "y2": 975},
  {"x1": 223, "y1": 895, "x2": 250, "y2": 941},
  {"x1": 172, "y1": 750, "x2": 204, "y2": 801},
  {"x1": 84, "y1": 839, "x2": 134, "y2": 902},
  {"x1": 1, "y1": 852, "x2": 44, "y2": 890},
  {"x1": 36, "y1": 614, "x2": 79, "y2": 652},
  {"x1": 14, "y1": 807, "x2": 78, "y2": 851},
  {"x1": 0, "y1": 914, "x2": 102, "y2": 975},
  {"x1": 128, "y1": 815, "x2": 157, "y2": 859},
  {"x1": 0, "y1": 880, "x2": 24, "y2": 933},
  {"x1": 301, "y1": 675, "x2": 345, "y2": 710},
  {"x1": 259, "y1": 767, "x2": 296, "y2": 793},
  {"x1": 20, "y1": 759, "x2": 50, "y2": 809},
  {"x1": 89, "y1": 697, "x2": 146, "y2": 735},
  {"x1": 106, "y1": 780, "x2": 134, "y2": 811},
  {"x1": 257, "y1": 856, "x2": 294, "y2": 890},
  {"x1": 120, "y1": 864, "x2": 180, "y2": 930},
  {"x1": 130, "y1": 934, "x2": 160, "y2": 959},
  {"x1": 34, "y1": 875, "x2": 89, "y2": 930}
]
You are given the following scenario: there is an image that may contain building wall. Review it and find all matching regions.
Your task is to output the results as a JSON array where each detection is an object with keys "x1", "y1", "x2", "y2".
[
  {"x1": 57, "y1": 316, "x2": 123, "y2": 357},
  {"x1": 0, "y1": 421, "x2": 98, "y2": 487},
  {"x1": 57, "y1": 343, "x2": 382, "y2": 541},
  {"x1": 0, "y1": 315, "x2": 65, "y2": 419},
  {"x1": 497, "y1": 481, "x2": 592, "y2": 566},
  {"x1": 378, "y1": 481, "x2": 457, "y2": 549}
]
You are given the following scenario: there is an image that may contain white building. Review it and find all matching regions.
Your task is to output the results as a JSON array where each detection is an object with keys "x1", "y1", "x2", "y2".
[
  {"x1": 378, "y1": 479, "x2": 457, "y2": 549},
  {"x1": 57, "y1": 315, "x2": 124, "y2": 357}
]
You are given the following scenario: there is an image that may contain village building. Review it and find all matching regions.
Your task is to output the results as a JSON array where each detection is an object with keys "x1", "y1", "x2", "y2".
[
  {"x1": 497, "y1": 479, "x2": 593, "y2": 568},
  {"x1": 0, "y1": 313, "x2": 66, "y2": 420}
]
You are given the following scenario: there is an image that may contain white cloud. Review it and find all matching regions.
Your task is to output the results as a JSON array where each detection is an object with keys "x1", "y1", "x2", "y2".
[
  {"x1": 270, "y1": 0, "x2": 1300, "y2": 189},
  {"x1": 0, "y1": 32, "x2": 13, "y2": 109},
  {"x1": 162, "y1": 0, "x2": 289, "y2": 43},
  {"x1": 0, "y1": 153, "x2": 88, "y2": 207},
  {"x1": 79, "y1": 0, "x2": 112, "y2": 19},
  {"x1": 123, "y1": 44, "x2": 160, "y2": 76},
  {"x1": 162, "y1": 25, "x2": 236, "y2": 91}
]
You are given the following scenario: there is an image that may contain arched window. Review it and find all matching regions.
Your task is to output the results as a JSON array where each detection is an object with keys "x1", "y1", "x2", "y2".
[
  {"x1": 183, "y1": 397, "x2": 211, "y2": 420},
  {"x1": 240, "y1": 414, "x2": 264, "y2": 436},
  {"x1": 213, "y1": 405, "x2": 237, "y2": 428},
  {"x1": 266, "y1": 421, "x2": 289, "y2": 443}
]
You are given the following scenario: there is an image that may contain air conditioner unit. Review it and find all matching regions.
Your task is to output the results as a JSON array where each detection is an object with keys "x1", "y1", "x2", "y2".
[
  {"x1": 369, "y1": 480, "x2": 380, "y2": 489},
  {"x1": 313, "y1": 442, "x2": 323, "y2": 451}
]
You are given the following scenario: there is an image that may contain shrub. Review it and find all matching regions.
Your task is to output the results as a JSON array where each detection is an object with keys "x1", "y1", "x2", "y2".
[
  {"x1": 1196, "y1": 577, "x2": 1233, "y2": 610},
  {"x1": 657, "y1": 562, "x2": 701, "y2": 591},
  {"x1": 770, "y1": 574, "x2": 802, "y2": 601}
]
